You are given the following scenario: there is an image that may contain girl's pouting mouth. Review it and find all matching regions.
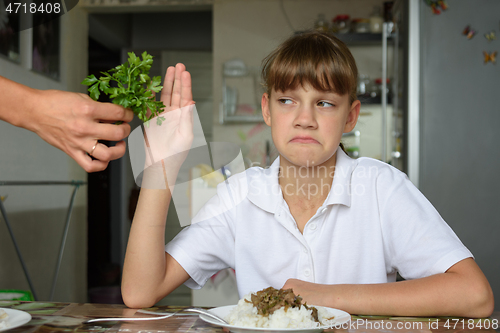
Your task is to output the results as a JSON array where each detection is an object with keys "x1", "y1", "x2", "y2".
[{"x1": 289, "y1": 136, "x2": 320, "y2": 144}]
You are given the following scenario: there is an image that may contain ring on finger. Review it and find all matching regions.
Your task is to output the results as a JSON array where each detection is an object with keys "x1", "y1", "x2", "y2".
[{"x1": 89, "y1": 140, "x2": 98, "y2": 156}]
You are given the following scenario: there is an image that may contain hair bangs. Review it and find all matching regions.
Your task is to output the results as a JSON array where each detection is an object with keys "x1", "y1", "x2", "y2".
[{"x1": 262, "y1": 31, "x2": 358, "y2": 103}]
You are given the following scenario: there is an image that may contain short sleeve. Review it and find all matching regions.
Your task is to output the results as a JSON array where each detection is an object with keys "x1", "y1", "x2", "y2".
[
  {"x1": 377, "y1": 168, "x2": 473, "y2": 279},
  {"x1": 165, "y1": 183, "x2": 237, "y2": 289}
]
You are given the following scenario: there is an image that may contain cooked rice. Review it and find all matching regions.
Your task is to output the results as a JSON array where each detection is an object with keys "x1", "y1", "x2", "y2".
[{"x1": 227, "y1": 294, "x2": 335, "y2": 328}]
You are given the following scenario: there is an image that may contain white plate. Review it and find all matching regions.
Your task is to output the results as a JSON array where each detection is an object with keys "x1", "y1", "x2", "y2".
[
  {"x1": 198, "y1": 305, "x2": 350, "y2": 333},
  {"x1": 0, "y1": 308, "x2": 32, "y2": 332}
]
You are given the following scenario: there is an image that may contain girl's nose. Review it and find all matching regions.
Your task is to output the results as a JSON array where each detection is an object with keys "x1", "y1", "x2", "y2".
[{"x1": 293, "y1": 105, "x2": 318, "y2": 129}]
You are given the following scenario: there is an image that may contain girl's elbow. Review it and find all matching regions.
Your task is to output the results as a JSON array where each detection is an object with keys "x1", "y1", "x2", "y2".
[
  {"x1": 475, "y1": 288, "x2": 495, "y2": 318},
  {"x1": 467, "y1": 280, "x2": 495, "y2": 318},
  {"x1": 121, "y1": 286, "x2": 157, "y2": 309},
  {"x1": 122, "y1": 295, "x2": 155, "y2": 310}
]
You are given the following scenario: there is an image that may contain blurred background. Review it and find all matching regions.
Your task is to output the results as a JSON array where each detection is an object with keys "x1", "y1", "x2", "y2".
[{"x1": 0, "y1": 0, "x2": 498, "y2": 310}]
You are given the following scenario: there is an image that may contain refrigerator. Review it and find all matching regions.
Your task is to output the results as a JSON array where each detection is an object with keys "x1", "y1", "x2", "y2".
[{"x1": 391, "y1": 0, "x2": 500, "y2": 310}]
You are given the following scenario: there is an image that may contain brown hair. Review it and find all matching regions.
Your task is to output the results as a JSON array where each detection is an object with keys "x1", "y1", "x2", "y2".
[
  {"x1": 261, "y1": 30, "x2": 358, "y2": 104},
  {"x1": 261, "y1": 30, "x2": 358, "y2": 153}
]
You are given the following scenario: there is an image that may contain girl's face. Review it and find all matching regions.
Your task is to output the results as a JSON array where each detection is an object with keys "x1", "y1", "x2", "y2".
[{"x1": 262, "y1": 84, "x2": 360, "y2": 169}]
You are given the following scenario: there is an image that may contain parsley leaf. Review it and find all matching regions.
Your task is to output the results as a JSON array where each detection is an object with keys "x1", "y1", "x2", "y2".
[{"x1": 82, "y1": 51, "x2": 166, "y2": 124}]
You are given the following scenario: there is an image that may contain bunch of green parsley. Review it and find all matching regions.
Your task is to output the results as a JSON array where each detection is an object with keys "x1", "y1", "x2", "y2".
[{"x1": 82, "y1": 51, "x2": 165, "y2": 125}]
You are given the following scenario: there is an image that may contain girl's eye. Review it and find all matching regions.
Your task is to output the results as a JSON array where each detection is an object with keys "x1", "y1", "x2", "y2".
[
  {"x1": 278, "y1": 98, "x2": 293, "y2": 105},
  {"x1": 318, "y1": 101, "x2": 334, "y2": 107}
]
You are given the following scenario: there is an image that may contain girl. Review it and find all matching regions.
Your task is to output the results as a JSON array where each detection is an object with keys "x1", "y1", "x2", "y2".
[{"x1": 122, "y1": 31, "x2": 494, "y2": 317}]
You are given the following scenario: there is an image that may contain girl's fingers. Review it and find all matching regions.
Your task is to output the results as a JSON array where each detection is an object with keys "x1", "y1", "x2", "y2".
[
  {"x1": 161, "y1": 63, "x2": 192, "y2": 111},
  {"x1": 180, "y1": 99, "x2": 194, "y2": 136},
  {"x1": 160, "y1": 66, "x2": 176, "y2": 107},
  {"x1": 170, "y1": 63, "x2": 185, "y2": 110},
  {"x1": 180, "y1": 71, "x2": 193, "y2": 108}
]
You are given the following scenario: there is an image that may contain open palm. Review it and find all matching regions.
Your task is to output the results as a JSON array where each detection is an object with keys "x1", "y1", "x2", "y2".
[{"x1": 143, "y1": 63, "x2": 195, "y2": 172}]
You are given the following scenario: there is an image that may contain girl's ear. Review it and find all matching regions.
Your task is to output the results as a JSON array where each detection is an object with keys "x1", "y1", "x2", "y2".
[
  {"x1": 344, "y1": 100, "x2": 361, "y2": 133},
  {"x1": 261, "y1": 93, "x2": 272, "y2": 126}
]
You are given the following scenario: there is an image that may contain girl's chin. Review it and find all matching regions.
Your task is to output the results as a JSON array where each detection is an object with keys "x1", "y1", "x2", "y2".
[
  {"x1": 276, "y1": 145, "x2": 338, "y2": 166},
  {"x1": 280, "y1": 154, "x2": 335, "y2": 168}
]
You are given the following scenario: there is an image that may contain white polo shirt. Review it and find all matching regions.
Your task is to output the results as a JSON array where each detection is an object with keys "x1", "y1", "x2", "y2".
[{"x1": 165, "y1": 148, "x2": 472, "y2": 297}]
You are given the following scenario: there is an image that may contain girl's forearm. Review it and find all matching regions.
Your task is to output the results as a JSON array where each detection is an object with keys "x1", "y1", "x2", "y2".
[
  {"x1": 121, "y1": 169, "x2": 174, "y2": 308},
  {"x1": 285, "y1": 259, "x2": 493, "y2": 318},
  {"x1": 327, "y1": 269, "x2": 492, "y2": 318}
]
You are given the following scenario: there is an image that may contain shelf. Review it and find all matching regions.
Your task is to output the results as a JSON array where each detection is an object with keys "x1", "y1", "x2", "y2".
[
  {"x1": 221, "y1": 114, "x2": 264, "y2": 123},
  {"x1": 334, "y1": 32, "x2": 394, "y2": 46},
  {"x1": 80, "y1": 0, "x2": 213, "y2": 13},
  {"x1": 358, "y1": 95, "x2": 392, "y2": 105}
]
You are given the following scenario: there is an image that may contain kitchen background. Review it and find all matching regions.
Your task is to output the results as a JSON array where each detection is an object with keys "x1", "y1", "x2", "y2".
[{"x1": 0, "y1": 0, "x2": 498, "y2": 310}]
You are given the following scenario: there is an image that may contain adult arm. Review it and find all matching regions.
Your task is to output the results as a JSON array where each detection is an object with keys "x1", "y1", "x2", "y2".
[
  {"x1": 284, "y1": 257, "x2": 494, "y2": 318},
  {"x1": 121, "y1": 63, "x2": 194, "y2": 308},
  {"x1": 0, "y1": 75, "x2": 134, "y2": 172}
]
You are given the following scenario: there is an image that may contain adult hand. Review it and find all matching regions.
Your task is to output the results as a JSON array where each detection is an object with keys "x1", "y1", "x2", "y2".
[
  {"x1": 0, "y1": 75, "x2": 135, "y2": 172},
  {"x1": 31, "y1": 89, "x2": 134, "y2": 173}
]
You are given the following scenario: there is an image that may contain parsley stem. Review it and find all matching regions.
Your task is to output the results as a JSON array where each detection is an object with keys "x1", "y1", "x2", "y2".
[{"x1": 127, "y1": 64, "x2": 140, "y2": 93}]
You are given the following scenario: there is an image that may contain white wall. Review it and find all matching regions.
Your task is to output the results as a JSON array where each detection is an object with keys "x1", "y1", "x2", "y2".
[{"x1": 0, "y1": 5, "x2": 89, "y2": 302}]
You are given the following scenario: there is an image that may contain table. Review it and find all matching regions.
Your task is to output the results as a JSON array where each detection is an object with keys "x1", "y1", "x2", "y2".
[{"x1": 0, "y1": 301, "x2": 499, "y2": 333}]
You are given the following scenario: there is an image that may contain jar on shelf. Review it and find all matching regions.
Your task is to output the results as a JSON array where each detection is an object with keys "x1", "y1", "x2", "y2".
[
  {"x1": 332, "y1": 15, "x2": 350, "y2": 34},
  {"x1": 383, "y1": 1, "x2": 395, "y2": 33},
  {"x1": 357, "y1": 74, "x2": 371, "y2": 96},
  {"x1": 351, "y1": 18, "x2": 370, "y2": 33},
  {"x1": 369, "y1": 6, "x2": 384, "y2": 33},
  {"x1": 314, "y1": 14, "x2": 330, "y2": 32},
  {"x1": 374, "y1": 78, "x2": 391, "y2": 96},
  {"x1": 383, "y1": 1, "x2": 394, "y2": 22},
  {"x1": 367, "y1": 79, "x2": 379, "y2": 98}
]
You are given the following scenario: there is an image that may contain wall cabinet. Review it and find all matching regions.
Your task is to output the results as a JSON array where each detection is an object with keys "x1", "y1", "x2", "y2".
[
  {"x1": 219, "y1": 66, "x2": 263, "y2": 124},
  {"x1": 336, "y1": 27, "x2": 402, "y2": 168}
]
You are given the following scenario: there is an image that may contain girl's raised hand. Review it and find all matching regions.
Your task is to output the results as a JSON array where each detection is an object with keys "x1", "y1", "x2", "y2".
[
  {"x1": 141, "y1": 63, "x2": 195, "y2": 186},
  {"x1": 161, "y1": 63, "x2": 194, "y2": 111}
]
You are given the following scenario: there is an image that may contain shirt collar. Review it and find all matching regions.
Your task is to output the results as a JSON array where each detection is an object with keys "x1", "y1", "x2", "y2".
[
  {"x1": 246, "y1": 147, "x2": 355, "y2": 213},
  {"x1": 246, "y1": 157, "x2": 282, "y2": 214},
  {"x1": 324, "y1": 147, "x2": 355, "y2": 207}
]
